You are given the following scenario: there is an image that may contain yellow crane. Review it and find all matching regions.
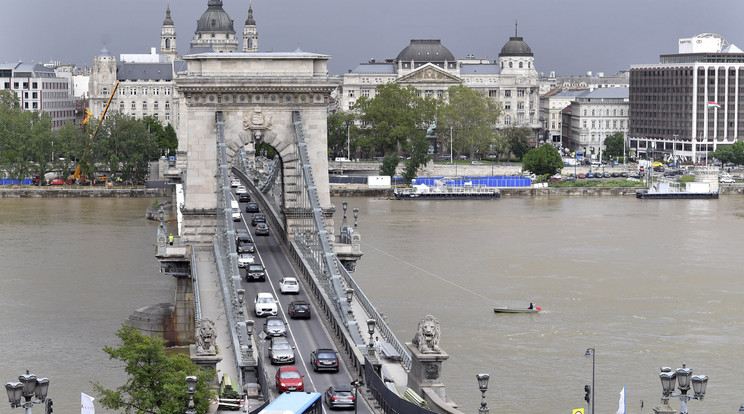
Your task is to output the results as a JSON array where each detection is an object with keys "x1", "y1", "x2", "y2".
[{"x1": 71, "y1": 81, "x2": 120, "y2": 182}]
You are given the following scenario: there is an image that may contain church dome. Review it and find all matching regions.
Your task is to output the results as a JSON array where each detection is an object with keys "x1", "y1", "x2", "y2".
[
  {"x1": 196, "y1": 0, "x2": 235, "y2": 33},
  {"x1": 163, "y1": 6, "x2": 174, "y2": 26},
  {"x1": 500, "y1": 36, "x2": 533, "y2": 57},
  {"x1": 395, "y1": 40, "x2": 455, "y2": 63}
]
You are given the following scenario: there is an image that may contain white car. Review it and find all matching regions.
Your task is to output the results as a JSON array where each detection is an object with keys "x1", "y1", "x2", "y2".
[
  {"x1": 279, "y1": 277, "x2": 300, "y2": 294},
  {"x1": 238, "y1": 253, "x2": 255, "y2": 267},
  {"x1": 254, "y1": 292, "x2": 278, "y2": 317},
  {"x1": 236, "y1": 185, "x2": 247, "y2": 195},
  {"x1": 720, "y1": 176, "x2": 736, "y2": 183},
  {"x1": 231, "y1": 178, "x2": 241, "y2": 187}
]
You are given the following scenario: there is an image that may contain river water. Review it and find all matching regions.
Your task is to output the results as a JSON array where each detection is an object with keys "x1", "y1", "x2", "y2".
[
  {"x1": 2, "y1": 196, "x2": 744, "y2": 414},
  {"x1": 335, "y1": 196, "x2": 744, "y2": 414}
]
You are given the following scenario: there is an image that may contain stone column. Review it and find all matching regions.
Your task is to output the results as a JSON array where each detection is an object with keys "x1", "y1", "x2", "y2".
[{"x1": 406, "y1": 342, "x2": 450, "y2": 401}]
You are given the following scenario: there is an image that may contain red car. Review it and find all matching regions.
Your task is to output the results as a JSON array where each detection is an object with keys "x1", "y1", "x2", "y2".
[
  {"x1": 275, "y1": 366, "x2": 304, "y2": 392},
  {"x1": 578, "y1": 174, "x2": 586, "y2": 179}
]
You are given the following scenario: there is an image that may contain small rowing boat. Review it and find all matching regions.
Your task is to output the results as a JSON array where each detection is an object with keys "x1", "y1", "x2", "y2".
[{"x1": 493, "y1": 307, "x2": 539, "y2": 314}]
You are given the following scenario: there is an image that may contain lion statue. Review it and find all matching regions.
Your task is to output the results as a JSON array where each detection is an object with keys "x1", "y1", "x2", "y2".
[
  {"x1": 195, "y1": 318, "x2": 217, "y2": 355},
  {"x1": 412, "y1": 315, "x2": 441, "y2": 353}
]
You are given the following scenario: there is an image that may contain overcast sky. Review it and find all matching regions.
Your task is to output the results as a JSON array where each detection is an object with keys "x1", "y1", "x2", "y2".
[{"x1": 2, "y1": 0, "x2": 742, "y2": 76}]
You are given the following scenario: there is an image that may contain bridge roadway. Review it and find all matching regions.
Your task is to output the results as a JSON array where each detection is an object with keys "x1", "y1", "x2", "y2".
[{"x1": 223, "y1": 186, "x2": 387, "y2": 414}]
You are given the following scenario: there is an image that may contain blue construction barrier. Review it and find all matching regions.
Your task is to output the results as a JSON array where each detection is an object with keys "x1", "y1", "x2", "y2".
[
  {"x1": 407, "y1": 176, "x2": 531, "y2": 187},
  {"x1": 0, "y1": 178, "x2": 33, "y2": 185}
]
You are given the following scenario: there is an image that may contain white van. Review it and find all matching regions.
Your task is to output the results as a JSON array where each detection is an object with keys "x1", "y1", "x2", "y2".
[
  {"x1": 231, "y1": 200, "x2": 241, "y2": 221},
  {"x1": 590, "y1": 161, "x2": 601, "y2": 168}
]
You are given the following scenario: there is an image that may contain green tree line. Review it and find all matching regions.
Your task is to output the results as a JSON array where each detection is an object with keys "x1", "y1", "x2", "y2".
[
  {"x1": 328, "y1": 83, "x2": 534, "y2": 181},
  {"x1": 0, "y1": 90, "x2": 177, "y2": 185}
]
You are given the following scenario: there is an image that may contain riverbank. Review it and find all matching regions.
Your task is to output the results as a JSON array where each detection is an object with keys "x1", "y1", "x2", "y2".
[
  {"x1": 330, "y1": 184, "x2": 744, "y2": 197},
  {"x1": 0, "y1": 186, "x2": 170, "y2": 198}
]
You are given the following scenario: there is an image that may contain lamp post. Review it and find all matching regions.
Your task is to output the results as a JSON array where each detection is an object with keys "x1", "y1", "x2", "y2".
[
  {"x1": 585, "y1": 348, "x2": 595, "y2": 414},
  {"x1": 185, "y1": 375, "x2": 197, "y2": 414},
  {"x1": 345, "y1": 288, "x2": 354, "y2": 316},
  {"x1": 657, "y1": 364, "x2": 707, "y2": 414},
  {"x1": 476, "y1": 373, "x2": 490, "y2": 414},
  {"x1": 5, "y1": 370, "x2": 50, "y2": 414},
  {"x1": 366, "y1": 319, "x2": 376, "y2": 357}
]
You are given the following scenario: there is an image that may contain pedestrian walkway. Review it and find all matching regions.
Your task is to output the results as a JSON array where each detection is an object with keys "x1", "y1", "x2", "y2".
[{"x1": 193, "y1": 247, "x2": 239, "y2": 413}]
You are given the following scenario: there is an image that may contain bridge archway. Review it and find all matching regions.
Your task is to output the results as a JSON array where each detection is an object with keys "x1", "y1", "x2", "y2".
[{"x1": 175, "y1": 53, "x2": 338, "y2": 244}]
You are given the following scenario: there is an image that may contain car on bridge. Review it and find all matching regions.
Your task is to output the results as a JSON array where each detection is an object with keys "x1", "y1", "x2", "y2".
[
  {"x1": 238, "y1": 253, "x2": 255, "y2": 267},
  {"x1": 254, "y1": 292, "x2": 278, "y2": 317},
  {"x1": 237, "y1": 238, "x2": 255, "y2": 254},
  {"x1": 310, "y1": 348, "x2": 340, "y2": 372},
  {"x1": 275, "y1": 366, "x2": 304, "y2": 392},
  {"x1": 263, "y1": 316, "x2": 287, "y2": 337},
  {"x1": 238, "y1": 192, "x2": 251, "y2": 202},
  {"x1": 268, "y1": 337, "x2": 295, "y2": 364},
  {"x1": 245, "y1": 263, "x2": 266, "y2": 282},
  {"x1": 325, "y1": 385, "x2": 356, "y2": 410},
  {"x1": 236, "y1": 185, "x2": 248, "y2": 195},
  {"x1": 288, "y1": 301, "x2": 311, "y2": 319},
  {"x1": 251, "y1": 213, "x2": 266, "y2": 226},
  {"x1": 279, "y1": 277, "x2": 300, "y2": 294},
  {"x1": 245, "y1": 202, "x2": 259, "y2": 213},
  {"x1": 256, "y1": 222, "x2": 270, "y2": 236},
  {"x1": 231, "y1": 177, "x2": 241, "y2": 187}
]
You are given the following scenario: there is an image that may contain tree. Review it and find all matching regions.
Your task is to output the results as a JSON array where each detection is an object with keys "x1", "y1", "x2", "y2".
[
  {"x1": 27, "y1": 112, "x2": 55, "y2": 185},
  {"x1": 95, "y1": 112, "x2": 159, "y2": 182},
  {"x1": 523, "y1": 143, "x2": 564, "y2": 176},
  {"x1": 142, "y1": 116, "x2": 178, "y2": 156},
  {"x1": 402, "y1": 133, "x2": 430, "y2": 182},
  {"x1": 54, "y1": 120, "x2": 88, "y2": 179},
  {"x1": 379, "y1": 154, "x2": 399, "y2": 178},
  {"x1": 711, "y1": 141, "x2": 744, "y2": 166},
  {"x1": 327, "y1": 110, "x2": 358, "y2": 159},
  {"x1": 501, "y1": 125, "x2": 533, "y2": 160},
  {"x1": 604, "y1": 132, "x2": 626, "y2": 160},
  {"x1": 353, "y1": 83, "x2": 436, "y2": 155},
  {"x1": 92, "y1": 325, "x2": 214, "y2": 414},
  {"x1": 437, "y1": 85, "x2": 501, "y2": 160}
]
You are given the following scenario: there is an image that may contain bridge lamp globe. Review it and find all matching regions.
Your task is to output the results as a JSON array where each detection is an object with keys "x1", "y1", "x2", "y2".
[
  {"x1": 5, "y1": 382, "x2": 23, "y2": 407},
  {"x1": 345, "y1": 288, "x2": 354, "y2": 305},
  {"x1": 476, "y1": 373, "x2": 489, "y2": 393},
  {"x1": 675, "y1": 365, "x2": 692, "y2": 394},
  {"x1": 237, "y1": 288, "x2": 245, "y2": 304},
  {"x1": 366, "y1": 319, "x2": 375, "y2": 337},
  {"x1": 185, "y1": 376, "x2": 197, "y2": 395},
  {"x1": 659, "y1": 368, "x2": 676, "y2": 398},
  {"x1": 246, "y1": 320, "x2": 254, "y2": 336},
  {"x1": 34, "y1": 377, "x2": 49, "y2": 402},
  {"x1": 691, "y1": 375, "x2": 707, "y2": 400}
]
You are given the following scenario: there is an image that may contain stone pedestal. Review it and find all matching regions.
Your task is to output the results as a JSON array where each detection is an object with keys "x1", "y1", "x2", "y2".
[
  {"x1": 406, "y1": 342, "x2": 449, "y2": 401},
  {"x1": 652, "y1": 402, "x2": 677, "y2": 414},
  {"x1": 190, "y1": 344, "x2": 222, "y2": 385}
]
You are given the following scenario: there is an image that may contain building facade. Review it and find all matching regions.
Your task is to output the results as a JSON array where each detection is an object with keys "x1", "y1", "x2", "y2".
[
  {"x1": 338, "y1": 32, "x2": 541, "y2": 133},
  {"x1": 629, "y1": 33, "x2": 744, "y2": 162},
  {"x1": 562, "y1": 88, "x2": 629, "y2": 160},
  {"x1": 0, "y1": 62, "x2": 76, "y2": 129}
]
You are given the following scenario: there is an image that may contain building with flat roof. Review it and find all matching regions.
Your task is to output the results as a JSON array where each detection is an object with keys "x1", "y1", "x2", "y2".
[
  {"x1": 0, "y1": 62, "x2": 76, "y2": 129},
  {"x1": 629, "y1": 33, "x2": 744, "y2": 162},
  {"x1": 562, "y1": 88, "x2": 629, "y2": 159}
]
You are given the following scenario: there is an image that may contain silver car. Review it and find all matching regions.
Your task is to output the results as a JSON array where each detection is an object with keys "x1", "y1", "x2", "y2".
[
  {"x1": 268, "y1": 337, "x2": 295, "y2": 364},
  {"x1": 238, "y1": 253, "x2": 255, "y2": 268},
  {"x1": 263, "y1": 316, "x2": 287, "y2": 337}
]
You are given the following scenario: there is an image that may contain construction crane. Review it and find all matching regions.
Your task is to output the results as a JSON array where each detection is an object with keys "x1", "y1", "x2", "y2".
[{"x1": 71, "y1": 81, "x2": 120, "y2": 183}]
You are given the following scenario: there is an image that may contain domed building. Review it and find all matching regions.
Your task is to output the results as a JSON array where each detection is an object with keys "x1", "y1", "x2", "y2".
[
  {"x1": 339, "y1": 30, "x2": 540, "y2": 133},
  {"x1": 191, "y1": 0, "x2": 239, "y2": 53}
]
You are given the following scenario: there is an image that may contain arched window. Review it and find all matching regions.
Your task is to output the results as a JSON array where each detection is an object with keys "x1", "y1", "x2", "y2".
[
  {"x1": 504, "y1": 115, "x2": 512, "y2": 125},
  {"x1": 519, "y1": 62, "x2": 523, "y2": 68},
  {"x1": 509, "y1": 62, "x2": 513, "y2": 68},
  {"x1": 592, "y1": 110, "x2": 595, "y2": 116}
]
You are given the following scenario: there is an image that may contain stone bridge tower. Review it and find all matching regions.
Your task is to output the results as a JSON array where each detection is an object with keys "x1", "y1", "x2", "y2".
[{"x1": 175, "y1": 52, "x2": 338, "y2": 245}]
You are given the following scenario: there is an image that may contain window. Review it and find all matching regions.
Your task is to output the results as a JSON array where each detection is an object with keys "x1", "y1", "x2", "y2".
[
  {"x1": 504, "y1": 115, "x2": 512, "y2": 125},
  {"x1": 32, "y1": 82, "x2": 38, "y2": 89},
  {"x1": 504, "y1": 90, "x2": 511, "y2": 98},
  {"x1": 120, "y1": 102, "x2": 125, "y2": 112},
  {"x1": 142, "y1": 102, "x2": 148, "y2": 111},
  {"x1": 154, "y1": 101, "x2": 159, "y2": 110},
  {"x1": 131, "y1": 101, "x2": 136, "y2": 110},
  {"x1": 154, "y1": 88, "x2": 160, "y2": 96},
  {"x1": 591, "y1": 121, "x2": 596, "y2": 129},
  {"x1": 164, "y1": 88, "x2": 171, "y2": 96},
  {"x1": 143, "y1": 88, "x2": 148, "y2": 96},
  {"x1": 32, "y1": 92, "x2": 37, "y2": 99},
  {"x1": 154, "y1": 113, "x2": 159, "y2": 120},
  {"x1": 509, "y1": 62, "x2": 513, "y2": 68},
  {"x1": 519, "y1": 62, "x2": 523, "y2": 68},
  {"x1": 102, "y1": 88, "x2": 108, "y2": 96},
  {"x1": 517, "y1": 89, "x2": 525, "y2": 97},
  {"x1": 425, "y1": 90, "x2": 433, "y2": 97},
  {"x1": 13, "y1": 82, "x2": 18, "y2": 89},
  {"x1": 489, "y1": 90, "x2": 499, "y2": 97},
  {"x1": 23, "y1": 82, "x2": 28, "y2": 89},
  {"x1": 504, "y1": 102, "x2": 511, "y2": 110},
  {"x1": 361, "y1": 89, "x2": 370, "y2": 98},
  {"x1": 348, "y1": 90, "x2": 355, "y2": 98},
  {"x1": 32, "y1": 102, "x2": 38, "y2": 109},
  {"x1": 583, "y1": 121, "x2": 587, "y2": 128},
  {"x1": 165, "y1": 101, "x2": 170, "y2": 110},
  {"x1": 517, "y1": 102, "x2": 524, "y2": 110},
  {"x1": 518, "y1": 113, "x2": 524, "y2": 123},
  {"x1": 437, "y1": 91, "x2": 443, "y2": 98}
]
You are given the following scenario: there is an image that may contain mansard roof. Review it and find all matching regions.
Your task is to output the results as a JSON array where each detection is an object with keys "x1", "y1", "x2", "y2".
[
  {"x1": 460, "y1": 63, "x2": 501, "y2": 75},
  {"x1": 395, "y1": 40, "x2": 455, "y2": 63},
  {"x1": 117, "y1": 62, "x2": 174, "y2": 81}
]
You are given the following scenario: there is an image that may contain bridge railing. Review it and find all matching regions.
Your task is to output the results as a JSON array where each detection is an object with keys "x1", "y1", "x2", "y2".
[{"x1": 191, "y1": 251, "x2": 202, "y2": 321}]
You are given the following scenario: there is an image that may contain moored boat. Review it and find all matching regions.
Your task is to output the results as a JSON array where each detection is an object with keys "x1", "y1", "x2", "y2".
[
  {"x1": 394, "y1": 180, "x2": 500, "y2": 200},
  {"x1": 493, "y1": 307, "x2": 539, "y2": 314}
]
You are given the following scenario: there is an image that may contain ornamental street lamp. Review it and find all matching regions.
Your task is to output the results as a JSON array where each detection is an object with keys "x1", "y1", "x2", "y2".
[
  {"x1": 351, "y1": 379, "x2": 363, "y2": 414},
  {"x1": 476, "y1": 373, "x2": 490, "y2": 414},
  {"x1": 366, "y1": 319, "x2": 376, "y2": 357},
  {"x1": 345, "y1": 288, "x2": 354, "y2": 316},
  {"x1": 5, "y1": 370, "x2": 50, "y2": 414},
  {"x1": 246, "y1": 320, "x2": 254, "y2": 357},
  {"x1": 585, "y1": 348, "x2": 595, "y2": 414},
  {"x1": 185, "y1": 375, "x2": 198, "y2": 414},
  {"x1": 656, "y1": 364, "x2": 708, "y2": 414}
]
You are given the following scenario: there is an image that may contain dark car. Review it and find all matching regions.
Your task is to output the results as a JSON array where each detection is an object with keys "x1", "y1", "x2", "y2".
[
  {"x1": 324, "y1": 385, "x2": 356, "y2": 410},
  {"x1": 251, "y1": 213, "x2": 266, "y2": 226},
  {"x1": 245, "y1": 263, "x2": 266, "y2": 281},
  {"x1": 246, "y1": 202, "x2": 259, "y2": 213},
  {"x1": 237, "y1": 237, "x2": 255, "y2": 253},
  {"x1": 288, "y1": 301, "x2": 311, "y2": 319},
  {"x1": 238, "y1": 193, "x2": 251, "y2": 202},
  {"x1": 256, "y1": 222, "x2": 270, "y2": 236},
  {"x1": 310, "y1": 348, "x2": 340, "y2": 372},
  {"x1": 263, "y1": 316, "x2": 287, "y2": 337}
]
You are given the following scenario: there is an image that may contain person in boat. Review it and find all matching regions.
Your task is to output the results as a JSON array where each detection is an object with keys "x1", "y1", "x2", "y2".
[{"x1": 528, "y1": 302, "x2": 534, "y2": 309}]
